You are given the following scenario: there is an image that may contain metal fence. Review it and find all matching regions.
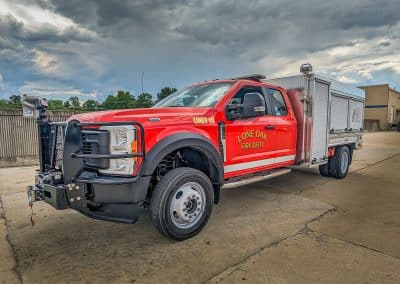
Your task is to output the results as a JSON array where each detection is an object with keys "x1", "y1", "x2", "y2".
[{"x1": 0, "y1": 110, "x2": 78, "y2": 164}]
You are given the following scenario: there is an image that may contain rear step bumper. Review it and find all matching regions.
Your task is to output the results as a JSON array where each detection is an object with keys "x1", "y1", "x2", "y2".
[{"x1": 222, "y1": 168, "x2": 291, "y2": 189}]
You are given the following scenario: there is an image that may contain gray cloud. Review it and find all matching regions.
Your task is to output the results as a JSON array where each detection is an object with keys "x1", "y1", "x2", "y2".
[
  {"x1": 0, "y1": 0, "x2": 399, "y2": 100},
  {"x1": 378, "y1": 41, "x2": 391, "y2": 47},
  {"x1": 0, "y1": 14, "x2": 94, "y2": 46}
]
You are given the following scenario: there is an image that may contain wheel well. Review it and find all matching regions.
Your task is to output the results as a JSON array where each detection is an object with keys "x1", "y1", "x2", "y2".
[{"x1": 146, "y1": 147, "x2": 221, "y2": 203}]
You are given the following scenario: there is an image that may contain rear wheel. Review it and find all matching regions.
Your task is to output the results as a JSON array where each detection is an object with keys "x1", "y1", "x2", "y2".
[
  {"x1": 328, "y1": 146, "x2": 350, "y2": 179},
  {"x1": 319, "y1": 163, "x2": 330, "y2": 177},
  {"x1": 149, "y1": 167, "x2": 214, "y2": 240}
]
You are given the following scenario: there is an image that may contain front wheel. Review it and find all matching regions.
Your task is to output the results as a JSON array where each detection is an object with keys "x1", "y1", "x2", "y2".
[{"x1": 149, "y1": 167, "x2": 214, "y2": 240}]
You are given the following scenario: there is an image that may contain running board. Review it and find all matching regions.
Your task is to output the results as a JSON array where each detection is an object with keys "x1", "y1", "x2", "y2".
[{"x1": 222, "y1": 168, "x2": 291, "y2": 189}]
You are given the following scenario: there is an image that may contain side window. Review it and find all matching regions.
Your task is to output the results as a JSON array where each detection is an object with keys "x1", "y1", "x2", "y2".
[
  {"x1": 265, "y1": 88, "x2": 288, "y2": 116},
  {"x1": 228, "y1": 86, "x2": 262, "y2": 105},
  {"x1": 228, "y1": 86, "x2": 271, "y2": 115}
]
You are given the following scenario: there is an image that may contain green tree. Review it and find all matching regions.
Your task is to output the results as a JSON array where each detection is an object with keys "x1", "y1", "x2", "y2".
[
  {"x1": 102, "y1": 91, "x2": 136, "y2": 109},
  {"x1": 0, "y1": 95, "x2": 22, "y2": 110},
  {"x1": 9, "y1": 95, "x2": 21, "y2": 105},
  {"x1": 63, "y1": 100, "x2": 71, "y2": 109},
  {"x1": 69, "y1": 96, "x2": 81, "y2": 110},
  {"x1": 137, "y1": 93, "x2": 153, "y2": 108},
  {"x1": 47, "y1": 100, "x2": 64, "y2": 110},
  {"x1": 102, "y1": 95, "x2": 117, "y2": 109},
  {"x1": 0, "y1": 100, "x2": 9, "y2": 110},
  {"x1": 82, "y1": 99, "x2": 99, "y2": 110},
  {"x1": 157, "y1": 87, "x2": 177, "y2": 102},
  {"x1": 116, "y1": 91, "x2": 136, "y2": 108}
]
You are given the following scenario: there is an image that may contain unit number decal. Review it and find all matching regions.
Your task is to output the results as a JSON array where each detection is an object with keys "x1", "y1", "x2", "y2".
[{"x1": 192, "y1": 117, "x2": 215, "y2": 124}]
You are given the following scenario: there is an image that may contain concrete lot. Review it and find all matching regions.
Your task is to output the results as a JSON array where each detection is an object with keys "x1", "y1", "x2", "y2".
[{"x1": 0, "y1": 132, "x2": 399, "y2": 283}]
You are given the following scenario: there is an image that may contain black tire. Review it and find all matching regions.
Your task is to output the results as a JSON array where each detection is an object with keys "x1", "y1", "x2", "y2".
[
  {"x1": 149, "y1": 167, "x2": 214, "y2": 240},
  {"x1": 328, "y1": 146, "x2": 350, "y2": 179},
  {"x1": 319, "y1": 163, "x2": 330, "y2": 177}
]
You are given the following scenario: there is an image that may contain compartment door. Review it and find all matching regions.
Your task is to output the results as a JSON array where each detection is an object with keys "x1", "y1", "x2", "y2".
[
  {"x1": 330, "y1": 95, "x2": 349, "y2": 132},
  {"x1": 311, "y1": 80, "x2": 330, "y2": 163},
  {"x1": 349, "y1": 100, "x2": 364, "y2": 130}
]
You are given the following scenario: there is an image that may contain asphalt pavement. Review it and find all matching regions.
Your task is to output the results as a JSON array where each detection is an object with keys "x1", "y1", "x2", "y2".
[{"x1": 0, "y1": 132, "x2": 399, "y2": 283}]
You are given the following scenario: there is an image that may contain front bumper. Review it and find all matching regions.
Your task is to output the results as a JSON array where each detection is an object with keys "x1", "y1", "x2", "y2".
[
  {"x1": 29, "y1": 171, "x2": 151, "y2": 224},
  {"x1": 28, "y1": 183, "x2": 68, "y2": 210},
  {"x1": 28, "y1": 119, "x2": 150, "y2": 224}
]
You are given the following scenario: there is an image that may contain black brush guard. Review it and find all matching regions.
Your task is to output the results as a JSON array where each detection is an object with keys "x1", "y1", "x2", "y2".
[
  {"x1": 61, "y1": 120, "x2": 146, "y2": 184},
  {"x1": 38, "y1": 120, "x2": 145, "y2": 178},
  {"x1": 25, "y1": 97, "x2": 150, "y2": 223}
]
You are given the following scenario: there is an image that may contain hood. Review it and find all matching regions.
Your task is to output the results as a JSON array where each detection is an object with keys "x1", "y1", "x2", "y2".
[{"x1": 69, "y1": 107, "x2": 215, "y2": 126}]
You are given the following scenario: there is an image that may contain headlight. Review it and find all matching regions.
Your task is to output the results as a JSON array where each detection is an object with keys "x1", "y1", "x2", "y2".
[{"x1": 99, "y1": 125, "x2": 137, "y2": 175}]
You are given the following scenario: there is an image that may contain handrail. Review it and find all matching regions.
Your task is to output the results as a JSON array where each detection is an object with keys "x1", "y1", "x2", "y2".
[{"x1": 71, "y1": 153, "x2": 143, "y2": 159}]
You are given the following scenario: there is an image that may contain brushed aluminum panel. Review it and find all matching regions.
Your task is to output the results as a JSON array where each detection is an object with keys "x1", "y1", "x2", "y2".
[
  {"x1": 263, "y1": 75, "x2": 305, "y2": 90},
  {"x1": 311, "y1": 80, "x2": 329, "y2": 162},
  {"x1": 330, "y1": 95, "x2": 349, "y2": 131},
  {"x1": 349, "y1": 99, "x2": 364, "y2": 130}
]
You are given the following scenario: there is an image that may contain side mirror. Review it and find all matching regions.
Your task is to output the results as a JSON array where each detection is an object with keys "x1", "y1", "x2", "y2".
[
  {"x1": 21, "y1": 94, "x2": 48, "y2": 119},
  {"x1": 226, "y1": 92, "x2": 266, "y2": 120},
  {"x1": 242, "y1": 92, "x2": 265, "y2": 118},
  {"x1": 226, "y1": 103, "x2": 241, "y2": 120}
]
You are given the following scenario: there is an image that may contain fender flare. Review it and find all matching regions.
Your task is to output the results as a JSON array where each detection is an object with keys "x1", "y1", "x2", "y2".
[{"x1": 141, "y1": 132, "x2": 224, "y2": 187}]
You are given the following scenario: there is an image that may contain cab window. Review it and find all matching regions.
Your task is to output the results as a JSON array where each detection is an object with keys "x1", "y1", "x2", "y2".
[
  {"x1": 265, "y1": 88, "x2": 288, "y2": 116},
  {"x1": 228, "y1": 86, "x2": 272, "y2": 115}
]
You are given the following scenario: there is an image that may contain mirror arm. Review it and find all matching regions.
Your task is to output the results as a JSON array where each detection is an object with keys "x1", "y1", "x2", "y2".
[{"x1": 226, "y1": 104, "x2": 243, "y2": 120}]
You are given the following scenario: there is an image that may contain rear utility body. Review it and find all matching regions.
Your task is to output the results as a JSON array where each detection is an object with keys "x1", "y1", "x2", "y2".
[
  {"x1": 22, "y1": 64, "x2": 364, "y2": 240},
  {"x1": 265, "y1": 67, "x2": 364, "y2": 165}
]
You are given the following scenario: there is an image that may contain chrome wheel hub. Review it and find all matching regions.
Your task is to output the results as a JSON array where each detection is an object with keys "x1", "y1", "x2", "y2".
[
  {"x1": 340, "y1": 151, "x2": 349, "y2": 173},
  {"x1": 170, "y1": 182, "x2": 206, "y2": 229}
]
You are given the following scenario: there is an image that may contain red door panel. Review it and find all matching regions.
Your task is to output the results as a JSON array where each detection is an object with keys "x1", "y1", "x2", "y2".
[
  {"x1": 275, "y1": 115, "x2": 297, "y2": 162},
  {"x1": 266, "y1": 87, "x2": 297, "y2": 165},
  {"x1": 224, "y1": 116, "x2": 277, "y2": 178}
]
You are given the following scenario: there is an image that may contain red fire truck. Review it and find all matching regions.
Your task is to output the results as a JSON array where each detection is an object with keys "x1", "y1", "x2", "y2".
[{"x1": 22, "y1": 64, "x2": 364, "y2": 240}]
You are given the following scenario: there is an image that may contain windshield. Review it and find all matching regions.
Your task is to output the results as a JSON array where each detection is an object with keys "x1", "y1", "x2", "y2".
[{"x1": 153, "y1": 82, "x2": 234, "y2": 108}]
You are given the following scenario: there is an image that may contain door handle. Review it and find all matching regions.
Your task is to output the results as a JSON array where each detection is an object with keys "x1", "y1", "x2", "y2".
[{"x1": 264, "y1": 125, "x2": 276, "y2": 130}]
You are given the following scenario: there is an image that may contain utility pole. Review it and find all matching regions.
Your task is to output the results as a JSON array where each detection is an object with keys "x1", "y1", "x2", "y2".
[{"x1": 141, "y1": 72, "x2": 144, "y2": 94}]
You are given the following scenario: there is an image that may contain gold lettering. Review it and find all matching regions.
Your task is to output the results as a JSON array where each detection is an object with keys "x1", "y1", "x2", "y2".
[
  {"x1": 237, "y1": 129, "x2": 267, "y2": 143},
  {"x1": 193, "y1": 117, "x2": 215, "y2": 124},
  {"x1": 255, "y1": 130, "x2": 267, "y2": 140},
  {"x1": 240, "y1": 141, "x2": 265, "y2": 150}
]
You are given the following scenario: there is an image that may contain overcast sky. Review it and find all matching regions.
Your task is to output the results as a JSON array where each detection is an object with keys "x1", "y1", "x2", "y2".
[{"x1": 0, "y1": 0, "x2": 399, "y2": 101}]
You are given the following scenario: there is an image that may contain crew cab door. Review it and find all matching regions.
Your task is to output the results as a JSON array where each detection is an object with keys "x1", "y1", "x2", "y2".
[
  {"x1": 264, "y1": 87, "x2": 297, "y2": 165},
  {"x1": 223, "y1": 85, "x2": 277, "y2": 178}
]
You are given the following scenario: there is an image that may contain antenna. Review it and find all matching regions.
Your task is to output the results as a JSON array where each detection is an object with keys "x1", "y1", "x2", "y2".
[{"x1": 141, "y1": 72, "x2": 144, "y2": 94}]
